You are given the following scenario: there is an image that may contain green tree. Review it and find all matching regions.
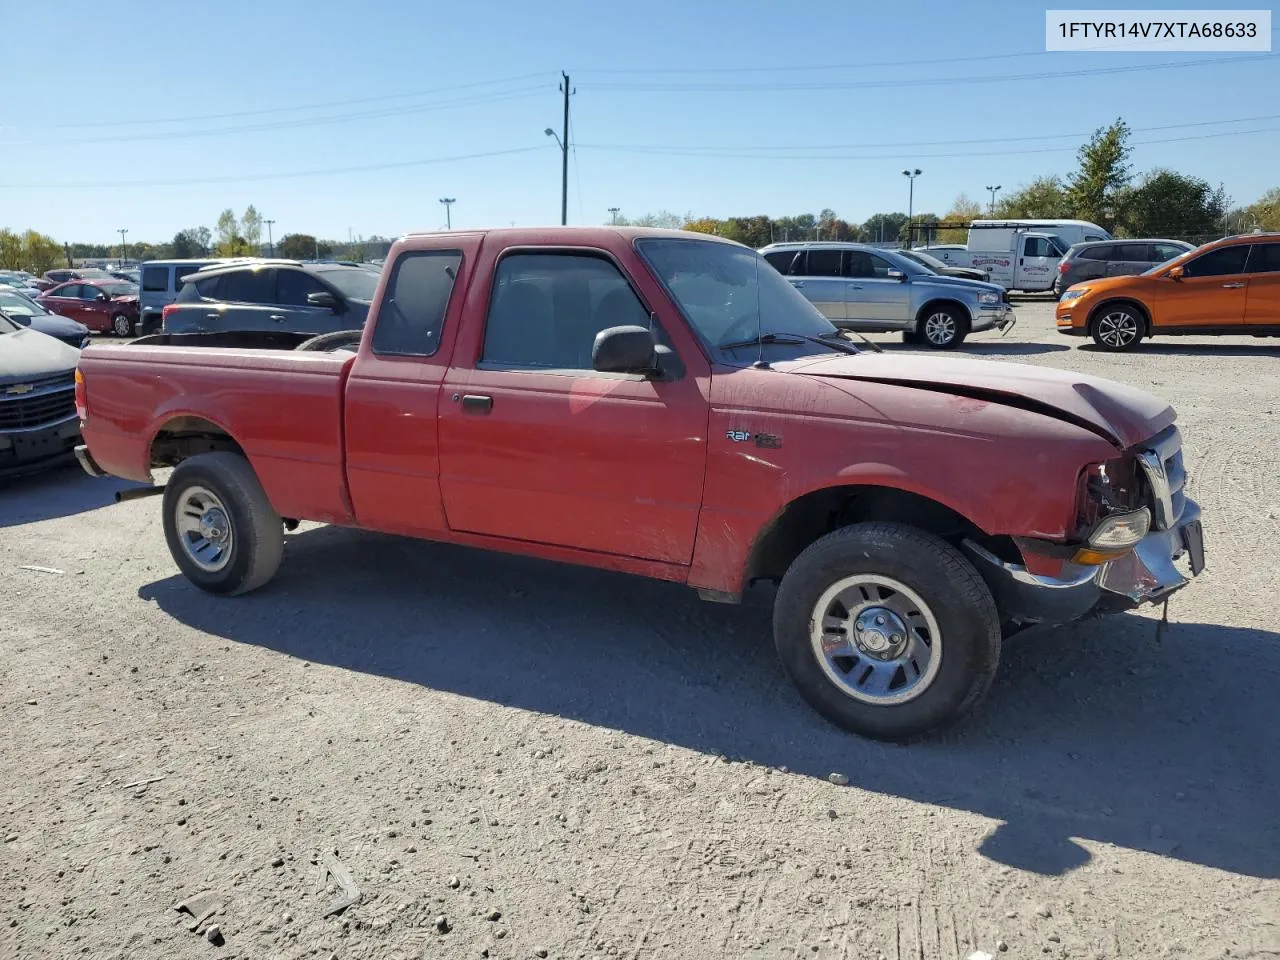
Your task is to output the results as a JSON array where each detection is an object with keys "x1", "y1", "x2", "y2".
[
  {"x1": 0, "y1": 229, "x2": 21, "y2": 270},
  {"x1": 214, "y1": 209, "x2": 253, "y2": 257},
  {"x1": 1066, "y1": 119, "x2": 1131, "y2": 230},
  {"x1": 172, "y1": 227, "x2": 211, "y2": 258},
  {"x1": 1118, "y1": 169, "x2": 1228, "y2": 240},
  {"x1": 1238, "y1": 187, "x2": 1280, "y2": 231},
  {"x1": 681, "y1": 217, "x2": 721, "y2": 236},
  {"x1": 628, "y1": 211, "x2": 684, "y2": 229},
  {"x1": 242, "y1": 205, "x2": 262, "y2": 247},
  {"x1": 995, "y1": 176, "x2": 1069, "y2": 219},
  {"x1": 277, "y1": 233, "x2": 322, "y2": 260},
  {"x1": 861, "y1": 213, "x2": 908, "y2": 244}
]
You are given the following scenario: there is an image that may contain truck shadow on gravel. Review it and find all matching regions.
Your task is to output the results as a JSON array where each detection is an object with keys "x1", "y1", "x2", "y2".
[
  {"x1": 1078, "y1": 342, "x2": 1280, "y2": 356},
  {"x1": 138, "y1": 525, "x2": 1279, "y2": 880},
  {"x1": 0, "y1": 463, "x2": 146, "y2": 528}
]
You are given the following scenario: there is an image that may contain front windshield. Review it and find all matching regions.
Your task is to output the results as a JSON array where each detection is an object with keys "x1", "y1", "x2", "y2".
[
  {"x1": 0, "y1": 290, "x2": 47, "y2": 318},
  {"x1": 0, "y1": 311, "x2": 18, "y2": 334},
  {"x1": 318, "y1": 268, "x2": 380, "y2": 301},
  {"x1": 98, "y1": 282, "x2": 138, "y2": 297},
  {"x1": 637, "y1": 238, "x2": 839, "y2": 353}
]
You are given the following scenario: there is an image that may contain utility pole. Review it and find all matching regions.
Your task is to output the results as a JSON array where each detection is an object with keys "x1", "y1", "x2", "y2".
[
  {"x1": 264, "y1": 218, "x2": 275, "y2": 257},
  {"x1": 439, "y1": 197, "x2": 456, "y2": 229},
  {"x1": 901, "y1": 169, "x2": 921, "y2": 247},
  {"x1": 118, "y1": 228, "x2": 128, "y2": 266},
  {"x1": 608, "y1": 206, "x2": 620, "y2": 225},
  {"x1": 544, "y1": 73, "x2": 574, "y2": 225},
  {"x1": 985, "y1": 184, "x2": 1002, "y2": 216}
]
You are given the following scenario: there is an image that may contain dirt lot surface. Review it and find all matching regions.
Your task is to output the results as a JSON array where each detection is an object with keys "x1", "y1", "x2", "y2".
[{"x1": 3, "y1": 303, "x2": 1278, "y2": 960}]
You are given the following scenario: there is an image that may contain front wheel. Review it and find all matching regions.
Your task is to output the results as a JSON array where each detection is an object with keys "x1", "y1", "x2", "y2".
[
  {"x1": 1090, "y1": 304, "x2": 1144, "y2": 351},
  {"x1": 112, "y1": 313, "x2": 136, "y2": 337},
  {"x1": 917, "y1": 307, "x2": 968, "y2": 349},
  {"x1": 773, "y1": 522, "x2": 1001, "y2": 741},
  {"x1": 162, "y1": 452, "x2": 284, "y2": 595}
]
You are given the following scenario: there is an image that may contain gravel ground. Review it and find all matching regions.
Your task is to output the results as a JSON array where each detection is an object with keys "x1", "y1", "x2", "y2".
[{"x1": 2, "y1": 304, "x2": 1278, "y2": 960}]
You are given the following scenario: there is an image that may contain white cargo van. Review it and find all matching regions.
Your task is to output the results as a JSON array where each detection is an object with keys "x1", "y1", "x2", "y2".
[
  {"x1": 918, "y1": 220, "x2": 1109, "y2": 292},
  {"x1": 969, "y1": 219, "x2": 1112, "y2": 249}
]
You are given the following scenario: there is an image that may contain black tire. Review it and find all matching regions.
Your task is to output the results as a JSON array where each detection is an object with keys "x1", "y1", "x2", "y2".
[
  {"x1": 915, "y1": 306, "x2": 968, "y2": 350},
  {"x1": 773, "y1": 522, "x2": 1001, "y2": 742},
  {"x1": 901, "y1": 330, "x2": 918, "y2": 345},
  {"x1": 295, "y1": 329, "x2": 363, "y2": 352},
  {"x1": 161, "y1": 452, "x2": 284, "y2": 596},
  {"x1": 111, "y1": 314, "x2": 136, "y2": 337},
  {"x1": 1089, "y1": 303, "x2": 1145, "y2": 351}
]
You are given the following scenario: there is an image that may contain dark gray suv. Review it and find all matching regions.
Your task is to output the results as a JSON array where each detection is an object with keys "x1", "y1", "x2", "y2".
[
  {"x1": 163, "y1": 260, "x2": 380, "y2": 336},
  {"x1": 1054, "y1": 239, "x2": 1194, "y2": 295}
]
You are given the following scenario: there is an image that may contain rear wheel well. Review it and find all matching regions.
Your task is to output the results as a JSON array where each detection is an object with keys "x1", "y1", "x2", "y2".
[
  {"x1": 1088, "y1": 298, "x2": 1151, "y2": 334},
  {"x1": 149, "y1": 417, "x2": 245, "y2": 469},
  {"x1": 744, "y1": 485, "x2": 1014, "y2": 586}
]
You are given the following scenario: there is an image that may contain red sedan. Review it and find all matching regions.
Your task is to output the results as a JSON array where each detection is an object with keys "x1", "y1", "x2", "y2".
[{"x1": 37, "y1": 278, "x2": 141, "y2": 337}]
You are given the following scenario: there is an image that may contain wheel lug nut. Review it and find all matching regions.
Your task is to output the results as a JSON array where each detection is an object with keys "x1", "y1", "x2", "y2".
[{"x1": 875, "y1": 616, "x2": 885, "y2": 626}]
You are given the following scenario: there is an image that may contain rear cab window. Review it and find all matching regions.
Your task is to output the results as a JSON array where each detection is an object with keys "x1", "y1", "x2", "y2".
[{"x1": 372, "y1": 251, "x2": 463, "y2": 357}]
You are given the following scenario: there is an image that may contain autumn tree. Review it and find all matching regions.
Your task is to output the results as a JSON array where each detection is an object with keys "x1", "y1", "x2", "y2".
[
  {"x1": 0, "y1": 230, "x2": 21, "y2": 270},
  {"x1": 1066, "y1": 119, "x2": 1131, "y2": 230},
  {"x1": 939, "y1": 194, "x2": 983, "y2": 243},
  {"x1": 861, "y1": 213, "x2": 908, "y2": 244},
  {"x1": 23, "y1": 231, "x2": 64, "y2": 273},
  {"x1": 242, "y1": 205, "x2": 263, "y2": 248}
]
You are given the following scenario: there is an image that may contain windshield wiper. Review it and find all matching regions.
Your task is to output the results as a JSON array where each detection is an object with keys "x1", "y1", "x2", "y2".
[
  {"x1": 821, "y1": 329, "x2": 882, "y2": 354},
  {"x1": 718, "y1": 331, "x2": 805, "y2": 350}
]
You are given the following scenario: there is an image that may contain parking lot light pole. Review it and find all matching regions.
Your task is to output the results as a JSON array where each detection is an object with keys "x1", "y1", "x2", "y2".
[
  {"x1": 118, "y1": 228, "x2": 128, "y2": 266},
  {"x1": 439, "y1": 198, "x2": 456, "y2": 230},
  {"x1": 985, "y1": 184, "x2": 1002, "y2": 216},
  {"x1": 608, "y1": 207, "x2": 620, "y2": 225},
  {"x1": 901, "y1": 169, "x2": 921, "y2": 246},
  {"x1": 264, "y1": 219, "x2": 275, "y2": 257}
]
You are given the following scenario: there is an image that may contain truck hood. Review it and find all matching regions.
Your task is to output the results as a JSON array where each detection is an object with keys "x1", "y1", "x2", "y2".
[
  {"x1": 0, "y1": 327, "x2": 81, "y2": 380},
  {"x1": 775, "y1": 352, "x2": 1174, "y2": 449}
]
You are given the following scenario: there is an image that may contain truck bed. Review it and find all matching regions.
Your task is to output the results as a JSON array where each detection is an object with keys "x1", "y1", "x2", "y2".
[{"x1": 78, "y1": 343, "x2": 356, "y2": 523}]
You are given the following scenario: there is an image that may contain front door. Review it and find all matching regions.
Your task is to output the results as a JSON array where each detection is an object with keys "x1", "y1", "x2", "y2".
[
  {"x1": 437, "y1": 249, "x2": 709, "y2": 565},
  {"x1": 1243, "y1": 242, "x2": 1280, "y2": 327},
  {"x1": 41, "y1": 285, "x2": 87, "y2": 325},
  {"x1": 1155, "y1": 244, "x2": 1250, "y2": 329},
  {"x1": 274, "y1": 268, "x2": 345, "y2": 334},
  {"x1": 1015, "y1": 235, "x2": 1057, "y2": 290},
  {"x1": 844, "y1": 250, "x2": 910, "y2": 326}
]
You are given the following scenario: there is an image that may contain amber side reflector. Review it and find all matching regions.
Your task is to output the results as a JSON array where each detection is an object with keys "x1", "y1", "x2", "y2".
[{"x1": 1072, "y1": 546, "x2": 1132, "y2": 565}]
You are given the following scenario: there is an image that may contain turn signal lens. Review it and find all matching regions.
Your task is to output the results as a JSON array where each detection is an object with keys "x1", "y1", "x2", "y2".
[
  {"x1": 1086, "y1": 508, "x2": 1150, "y2": 551},
  {"x1": 74, "y1": 367, "x2": 86, "y2": 421}
]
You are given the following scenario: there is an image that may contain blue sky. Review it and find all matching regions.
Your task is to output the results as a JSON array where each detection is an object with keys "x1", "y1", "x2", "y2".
[{"x1": 4, "y1": 0, "x2": 1276, "y2": 244}]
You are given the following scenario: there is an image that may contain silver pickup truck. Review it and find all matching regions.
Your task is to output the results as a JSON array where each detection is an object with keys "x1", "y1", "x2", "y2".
[{"x1": 759, "y1": 241, "x2": 1015, "y2": 349}]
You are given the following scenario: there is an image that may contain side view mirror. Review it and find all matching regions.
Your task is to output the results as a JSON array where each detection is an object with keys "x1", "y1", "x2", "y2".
[
  {"x1": 886, "y1": 269, "x2": 906, "y2": 282},
  {"x1": 592, "y1": 325, "x2": 657, "y2": 375},
  {"x1": 1167, "y1": 265, "x2": 1185, "y2": 281},
  {"x1": 307, "y1": 291, "x2": 338, "y2": 310},
  {"x1": 96, "y1": 291, "x2": 109, "y2": 301}
]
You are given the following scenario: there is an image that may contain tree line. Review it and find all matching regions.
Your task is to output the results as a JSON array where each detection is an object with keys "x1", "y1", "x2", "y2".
[
  {"x1": 0, "y1": 205, "x2": 391, "y2": 273},
  {"x1": 647, "y1": 119, "x2": 1278, "y2": 249}
]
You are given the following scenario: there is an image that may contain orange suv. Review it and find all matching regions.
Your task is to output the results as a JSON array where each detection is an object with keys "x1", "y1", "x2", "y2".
[{"x1": 1056, "y1": 233, "x2": 1280, "y2": 350}]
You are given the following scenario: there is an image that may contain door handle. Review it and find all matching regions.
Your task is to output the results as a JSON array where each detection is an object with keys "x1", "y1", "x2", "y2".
[
  {"x1": 847, "y1": 284, "x2": 864, "y2": 289},
  {"x1": 790, "y1": 281, "x2": 805, "y2": 288},
  {"x1": 268, "y1": 314, "x2": 287, "y2": 322},
  {"x1": 1221, "y1": 282, "x2": 1245, "y2": 288},
  {"x1": 461, "y1": 394, "x2": 493, "y2": 414},
  {"x1": 205, "y1": 312, "x2": 221, "y2": 320}
]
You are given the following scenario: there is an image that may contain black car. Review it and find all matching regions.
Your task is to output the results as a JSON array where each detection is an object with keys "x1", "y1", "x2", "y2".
[
  {"x1": 0, "y1": 287, "x2": 91, "y2": 349},
  {"x1": 163, "y1": 260, "x2": 380, "y2": 336},
  {"x1": 898, "y1": 249, "x2": 991, "y2": 283}
]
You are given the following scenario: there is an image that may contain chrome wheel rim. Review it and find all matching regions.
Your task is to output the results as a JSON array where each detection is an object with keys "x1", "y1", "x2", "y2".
[
  {"x1": 113, "y1": 315, "x2": 130, "y2": 336},
  {"x1": 174, "y1": 485, "x2": 234, "y2": 573},
  {"x1": 1097, "y1": 311, "x2": 1138, "y2": 347},
  {"x1": 810, "y1": 575, "x2": 942, "y2": 705},
  {"x1": 923, "y1": 312, "x2": 956, "y2": 345}
]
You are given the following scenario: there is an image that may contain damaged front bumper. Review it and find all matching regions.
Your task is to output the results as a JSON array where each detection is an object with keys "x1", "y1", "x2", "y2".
[{"x1": 963, "y1": 497, "x2": 1205, "y2": 628}]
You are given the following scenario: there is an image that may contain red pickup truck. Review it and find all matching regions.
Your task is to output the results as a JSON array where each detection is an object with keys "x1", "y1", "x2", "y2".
[{"x1": 74, "y1": 227, "x2": 1205, "y2": 741}]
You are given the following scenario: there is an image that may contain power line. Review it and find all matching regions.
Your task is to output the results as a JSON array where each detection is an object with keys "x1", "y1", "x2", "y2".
[
  {"x1": 43, "y1": 72, "x2": 552, "y2": 129},
  {"x1": 575, "y1": 124, "x2": 1280, "y2": 162},
  {"x1": 576, "y1": 111, "x2": 1280, "y2": 154},
  {"x1": 584, "y1": 53, "x2": 1275, "y2": 91},
  {"x1": 0, "y1": 146, "x2": 543, "y2": 190},
  {"x1": 1, "y1": 88, "x2": 547, "y2": 147},
  {"x1": 573, "y1": 30, "x2": 1280, "y2": 74}
]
